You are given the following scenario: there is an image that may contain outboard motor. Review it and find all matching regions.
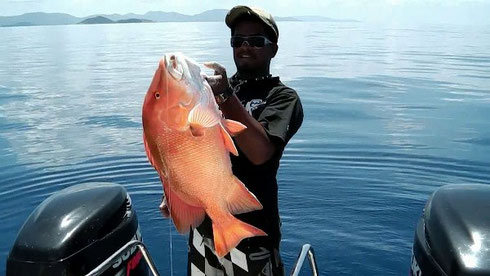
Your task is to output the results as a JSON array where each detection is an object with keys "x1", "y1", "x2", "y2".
[
  {"x1": 6, "y1": 182, "x2": 148, "y2": 276},
  {"x1": 410, "y1": 184, "x2": 490, "y2": 276}
]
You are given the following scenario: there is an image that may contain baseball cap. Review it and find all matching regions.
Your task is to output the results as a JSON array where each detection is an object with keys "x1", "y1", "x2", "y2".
[{"x1": 225, "y1": 5, "x2": 279, "y2": 43}]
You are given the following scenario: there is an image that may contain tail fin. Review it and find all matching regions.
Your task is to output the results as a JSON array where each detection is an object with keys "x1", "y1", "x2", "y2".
[{"x1": 212, "y1": 214, "x2": 267, "y2": 258}]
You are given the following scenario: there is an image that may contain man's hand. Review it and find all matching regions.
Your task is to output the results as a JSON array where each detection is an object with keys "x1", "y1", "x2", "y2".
[
  {"x1": 203, "y1": 62, "x2": 276, "y2": 165},
  {"x1": 204, "y1": 62, "x2": 230, "y2": 95}
]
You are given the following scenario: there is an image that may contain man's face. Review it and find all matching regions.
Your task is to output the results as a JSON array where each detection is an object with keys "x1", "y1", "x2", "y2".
[{"x1": 232, "y1": 20, "x2": 277, "y2": 74}]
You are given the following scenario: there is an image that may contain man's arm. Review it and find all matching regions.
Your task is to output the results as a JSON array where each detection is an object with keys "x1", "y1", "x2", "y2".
[
  {"x1": 219, "y1": 93, "x2": 276, "y2": 165},
  {"x1": 204, "y1": 62, "x2": 276, "y2": 165}
]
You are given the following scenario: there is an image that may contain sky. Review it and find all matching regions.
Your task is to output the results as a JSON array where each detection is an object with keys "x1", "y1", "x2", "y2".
[{"x1": 1, "y1": 0, "x2": 490, "y2": 25}]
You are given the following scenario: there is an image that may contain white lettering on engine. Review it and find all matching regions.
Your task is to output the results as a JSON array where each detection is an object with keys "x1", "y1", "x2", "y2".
[{"x1": 112, "y1": 226, "x2": 143, "y2": 269}]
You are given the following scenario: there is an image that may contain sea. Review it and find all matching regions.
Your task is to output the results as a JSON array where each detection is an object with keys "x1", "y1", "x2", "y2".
[{"x1": 1, "y1": 21, "x2": 489, "y2": 275}]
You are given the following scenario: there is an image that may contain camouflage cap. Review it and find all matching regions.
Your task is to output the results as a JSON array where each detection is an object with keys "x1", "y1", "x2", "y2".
[{"x1": 225, "y1": 5, "x2": 279, "y2": 43}]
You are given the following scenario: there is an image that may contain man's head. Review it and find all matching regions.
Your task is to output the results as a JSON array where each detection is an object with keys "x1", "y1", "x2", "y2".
[{"x1": 225, "y1": 6, "x2": 279, "y2": 77}]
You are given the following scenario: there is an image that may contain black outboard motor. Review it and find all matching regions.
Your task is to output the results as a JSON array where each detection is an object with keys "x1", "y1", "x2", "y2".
[
  {"x1": 410, "y1": 184, "x2": 490, "y2": 276},
  {"x1": 7, "y1": 182, "x2": 148, "y2": 276}
]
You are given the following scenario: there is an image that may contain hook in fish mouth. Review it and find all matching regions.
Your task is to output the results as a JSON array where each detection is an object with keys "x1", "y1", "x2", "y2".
[{"x1": 165, "y1": 54, "x2": 184, "y2": 81}]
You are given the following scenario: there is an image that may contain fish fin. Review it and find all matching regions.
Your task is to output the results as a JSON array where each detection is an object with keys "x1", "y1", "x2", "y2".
[
  {"x1": 144, "y1": 132, "x2": 168, "y2": 178},
  {"x1": 189, "y1": 123, "x2": 205, "y2": 137},
  {"x1": 188, "y1": 103, "x2": 220, "y2": 128},
  {"x1": 219, "y1": 125, "x2": 239, "y2": 156},
  {"x1": 143, "y1": 132, "x2": 157, "y2": 169},
  {"x1": 212, "y1": 214, "x2": 267, "y2": 258},
  {"x1": 227, "y1": 176, "x2": 263, "y2": 215},
  {"x1": 222, "y1": 119, "x2": 247, "y2": 136},
  {"x1": 165, "y1": 187, "x2": 206, "y2": 233}
]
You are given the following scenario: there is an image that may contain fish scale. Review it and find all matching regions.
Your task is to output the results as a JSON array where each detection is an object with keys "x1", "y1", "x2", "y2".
[{"x1": 158, "y1": 126, "x2": 230, "y2": 204}]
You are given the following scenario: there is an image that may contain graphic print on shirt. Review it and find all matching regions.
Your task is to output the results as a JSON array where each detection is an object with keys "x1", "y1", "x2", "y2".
[{"x1": 244, "y1": 99, "x2": 266, "y2": 116}]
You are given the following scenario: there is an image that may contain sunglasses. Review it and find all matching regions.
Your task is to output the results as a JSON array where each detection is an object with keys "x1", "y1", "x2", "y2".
[{"x1": 230, "y1": 36, "x2": 273, "y2": 48}]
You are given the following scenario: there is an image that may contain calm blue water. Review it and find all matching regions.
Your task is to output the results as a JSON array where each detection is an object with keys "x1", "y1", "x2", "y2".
[{"x1": 1, "y1": 21, "x2": 490, "y2": 275}]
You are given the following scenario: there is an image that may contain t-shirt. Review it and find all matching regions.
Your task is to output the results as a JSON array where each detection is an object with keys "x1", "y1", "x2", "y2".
[
  {"x1": 229, "y1": 74, "x2": 304, "y2": 248},
  {"x1": 194, "y1": 74, "x2": 303, "y2": 250}
]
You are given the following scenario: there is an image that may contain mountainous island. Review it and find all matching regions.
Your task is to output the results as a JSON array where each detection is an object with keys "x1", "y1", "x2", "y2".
[
  {"x1": 0, "y1": 9, "x2": 358, "y2": 27},
  {"x1": 78, "y1": 16, "x2": 152, "y2": 24}
]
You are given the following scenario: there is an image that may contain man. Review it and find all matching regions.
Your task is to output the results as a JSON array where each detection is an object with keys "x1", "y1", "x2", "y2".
[{"x1": 162, "y1": 5, "x2": 303, "y2": 276}]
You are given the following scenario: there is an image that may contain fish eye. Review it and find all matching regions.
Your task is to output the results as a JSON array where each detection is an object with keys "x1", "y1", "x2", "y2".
[{"x1": 155, "y1": 92, "x2": 160, "y2": 99}]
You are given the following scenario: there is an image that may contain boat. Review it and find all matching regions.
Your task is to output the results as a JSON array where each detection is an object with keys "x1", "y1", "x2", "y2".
[
  {"x1": 410, "y1": 184, "x2": 490, "y2": 276},
  {"x1": 5, "y1": 182, "x2": 318, "y2": 276},
  {"x1": 7, "y1": 181, "x2": 490, "y2": 275}
]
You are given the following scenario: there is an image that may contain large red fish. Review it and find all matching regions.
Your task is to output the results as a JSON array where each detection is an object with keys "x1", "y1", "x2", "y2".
[{"x1": 142, "y1": 53, "x2": 266, "y2": 257}]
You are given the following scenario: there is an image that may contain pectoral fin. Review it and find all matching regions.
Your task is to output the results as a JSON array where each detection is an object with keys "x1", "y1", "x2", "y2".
[
  {"x1": 220, "y1": 125, "x2": 238, "y2": 156},
  {"x1": 188, "y1": 103, "x2": 220, "y2": 128},
  {"x1": 222, "y1": 119, "x2": 247, "y2": 136}
]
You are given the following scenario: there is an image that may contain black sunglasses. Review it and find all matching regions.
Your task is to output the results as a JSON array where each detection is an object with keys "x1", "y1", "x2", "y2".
[{"x1": 230, "y1": 36, "x2": 273, "y2": 48}]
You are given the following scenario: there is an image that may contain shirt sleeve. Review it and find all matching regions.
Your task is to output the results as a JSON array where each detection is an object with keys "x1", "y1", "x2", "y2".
[{"x1": 258, "y1": 87, "x2": 304, "y2": 148}]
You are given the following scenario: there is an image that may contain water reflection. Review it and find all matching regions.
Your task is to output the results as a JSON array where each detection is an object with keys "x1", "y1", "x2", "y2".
[{"x1": 1, "y1": 21, "x2": 490, "y2": 275}]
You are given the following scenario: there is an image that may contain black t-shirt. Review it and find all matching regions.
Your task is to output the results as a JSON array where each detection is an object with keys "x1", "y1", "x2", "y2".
[
  {"x1": 230, "y1": 74, "x2": 304, "y2": 248},
  {"x1": 195, "y1": 74, "x2": 303, "y2": 249}
]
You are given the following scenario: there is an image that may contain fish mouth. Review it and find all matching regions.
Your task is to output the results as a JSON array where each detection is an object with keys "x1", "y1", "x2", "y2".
[
  {"x1": 161, "y1": 53, "x2": 201, "y2": 107},
  {"x1": 165, "y1": 54, "x2": 184, "y2": 81}
]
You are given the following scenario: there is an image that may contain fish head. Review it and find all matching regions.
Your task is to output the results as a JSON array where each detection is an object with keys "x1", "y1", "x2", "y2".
[{"x1": 142, "y1": 53, "x2": 209, "y2": 133}]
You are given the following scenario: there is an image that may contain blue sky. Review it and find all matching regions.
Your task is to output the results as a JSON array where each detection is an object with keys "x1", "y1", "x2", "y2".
[{"x1": 1, "y1": 0, "x2": 489, "y2": 24}]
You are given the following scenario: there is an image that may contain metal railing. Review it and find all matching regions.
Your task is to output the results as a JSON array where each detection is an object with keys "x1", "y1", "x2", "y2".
[
  {"x1": 86, "y1": 240, "x2": 318, "y2": 276},
  {"x1": 85, "y1": 240, "x2": 160, "y2": 276},
  {"x1": 290, "y1": 244, "x2": 319, "y2": 276}
]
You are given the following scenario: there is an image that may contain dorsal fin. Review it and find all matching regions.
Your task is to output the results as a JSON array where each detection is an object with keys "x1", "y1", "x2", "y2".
[
  {"x1": 143, "y1": 132, "x2": 157, "y2": 169},
  {"x1": 144, "y1": 132, "x2": 168, "y2": 178}
]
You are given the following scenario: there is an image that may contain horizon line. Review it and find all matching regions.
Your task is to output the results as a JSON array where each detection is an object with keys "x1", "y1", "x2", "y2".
[{"x1": 0, "y1": 9, "x2": 331, "y2": 19}]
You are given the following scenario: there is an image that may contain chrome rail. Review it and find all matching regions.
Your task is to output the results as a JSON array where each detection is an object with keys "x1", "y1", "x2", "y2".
[
  {"x1": 85, "y1": 240, "x2": 161, "y2": 276},
  {"x1": 86, "y1": 240, "x2": 319, "y2": 276},
  {"x1": 290, "y1": 244, "x2": 319, "y2": 276}
]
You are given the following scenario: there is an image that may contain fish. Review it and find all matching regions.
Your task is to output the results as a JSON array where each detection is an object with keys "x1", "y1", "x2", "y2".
[{"x1": 142, "y1": 53, "x2": 266, "y2": 257}]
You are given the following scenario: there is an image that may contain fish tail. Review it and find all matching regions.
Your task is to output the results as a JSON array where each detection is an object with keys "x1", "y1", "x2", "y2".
[{"x1": 212, "y1": 214, "x2": 266, "y2": 258}]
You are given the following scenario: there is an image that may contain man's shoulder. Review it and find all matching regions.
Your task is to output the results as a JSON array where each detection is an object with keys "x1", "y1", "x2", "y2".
[{"x1": 267, "y1": 80, "x2": 301, "y2": 102}]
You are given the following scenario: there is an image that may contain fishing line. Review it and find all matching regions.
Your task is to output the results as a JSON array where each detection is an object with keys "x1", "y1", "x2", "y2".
[{"x1": 165, "y1": 54, "x2": 174, "y2": 276}]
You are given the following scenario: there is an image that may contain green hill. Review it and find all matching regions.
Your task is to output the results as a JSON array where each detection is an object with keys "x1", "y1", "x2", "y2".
[{"x1": 78, "y1": 16, "x2": 113, "y2": 24}]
